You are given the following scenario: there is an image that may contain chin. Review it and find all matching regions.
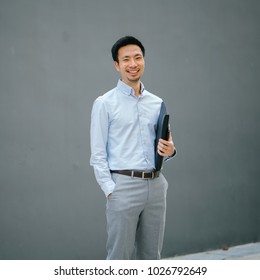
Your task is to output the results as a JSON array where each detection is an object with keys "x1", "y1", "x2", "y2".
[{"x1": 127, "y1": 77, "x2": 141, "y2": 83}]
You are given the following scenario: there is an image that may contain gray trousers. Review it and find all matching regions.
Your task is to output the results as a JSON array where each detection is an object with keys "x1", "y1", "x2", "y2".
[{"x1": 106, "y1": 172, "x2": 168, "y2": 260}]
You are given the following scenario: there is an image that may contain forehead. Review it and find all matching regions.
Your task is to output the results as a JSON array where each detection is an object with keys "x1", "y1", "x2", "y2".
[{"x1": 118, "y1": 44, "x2": 143, "y2": 58}]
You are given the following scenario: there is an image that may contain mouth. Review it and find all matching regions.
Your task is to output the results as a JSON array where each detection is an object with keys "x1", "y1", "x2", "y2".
[{"x1": 127, "y1": 69, "x2": 139, "y2": 75}]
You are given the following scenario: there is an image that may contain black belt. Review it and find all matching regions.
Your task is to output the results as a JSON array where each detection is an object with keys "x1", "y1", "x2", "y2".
[{"x1": 111, "y1": 170, "x2": 160, "y2": 179}]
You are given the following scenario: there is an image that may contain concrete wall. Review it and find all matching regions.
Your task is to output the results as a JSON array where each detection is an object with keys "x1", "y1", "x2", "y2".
[{"x1": 1, "y1": 0, "x2": 259, "y2": 259}]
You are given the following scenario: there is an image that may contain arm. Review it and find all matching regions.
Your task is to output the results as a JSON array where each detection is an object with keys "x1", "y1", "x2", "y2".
[{"x1": 90, "y1": 98, "x2": 115, "y2": 197}]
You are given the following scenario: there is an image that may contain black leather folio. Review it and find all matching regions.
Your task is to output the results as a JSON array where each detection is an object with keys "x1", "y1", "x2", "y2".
[{"x1": 154, "y1": 102, "x2": 170, "y2": 171}]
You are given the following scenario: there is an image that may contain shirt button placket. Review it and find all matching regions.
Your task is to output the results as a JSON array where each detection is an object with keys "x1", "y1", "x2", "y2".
[{"x1": 138, "y1": 103, "x2": 147, "y2": 161}]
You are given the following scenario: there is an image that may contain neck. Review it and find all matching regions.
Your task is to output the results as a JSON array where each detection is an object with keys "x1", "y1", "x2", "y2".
[
  {"x1": 133, "y1": 83, "x2": 141, "y2": 96},
  {"x1": 126, "y1": 79, "x2": 141, "y2": 96}
]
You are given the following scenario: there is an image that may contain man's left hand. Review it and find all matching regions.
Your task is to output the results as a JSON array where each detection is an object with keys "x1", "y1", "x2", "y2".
[{"x1": 157, "y1": 132, "x2": 175, "y2": 157}]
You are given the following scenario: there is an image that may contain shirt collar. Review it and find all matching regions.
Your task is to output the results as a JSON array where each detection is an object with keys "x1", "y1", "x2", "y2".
[{"x1": 117, "y1": 79, "x2": 145, "y2": 96}]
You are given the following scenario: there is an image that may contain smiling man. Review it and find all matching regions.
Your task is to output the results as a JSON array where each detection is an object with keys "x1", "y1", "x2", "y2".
[{"x1": 90, "y1": 36, "x2": 176, "y2": 260}]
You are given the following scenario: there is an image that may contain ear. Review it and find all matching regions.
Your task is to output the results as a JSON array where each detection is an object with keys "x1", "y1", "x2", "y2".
[{"x1": 114, "y1": 61, "x2": 120, "y2": 72}]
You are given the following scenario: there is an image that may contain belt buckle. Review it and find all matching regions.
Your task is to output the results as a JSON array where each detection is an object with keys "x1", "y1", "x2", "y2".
[{"x1": 141, "y1": 171, "x2": 154, "y2": 179}]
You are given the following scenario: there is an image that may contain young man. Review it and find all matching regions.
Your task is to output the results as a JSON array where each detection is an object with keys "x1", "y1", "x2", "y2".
[{"x1": 90, "y1": 36, "x2": 176, "y2": 259}]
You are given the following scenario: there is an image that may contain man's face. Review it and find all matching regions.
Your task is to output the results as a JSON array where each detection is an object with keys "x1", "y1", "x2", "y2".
[{"x1": 114, "y1": 44, "x2": 145, "y2": 86}]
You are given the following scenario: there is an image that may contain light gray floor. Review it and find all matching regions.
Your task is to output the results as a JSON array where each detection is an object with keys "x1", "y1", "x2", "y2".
[{"x1": 166, "y1": 242, "x2": 260, "y2": 260}]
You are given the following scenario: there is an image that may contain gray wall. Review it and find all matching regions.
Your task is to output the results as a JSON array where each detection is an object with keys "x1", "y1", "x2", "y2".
[{"x1": 0, "y1": 0, "x2": 259, "y2": 259}]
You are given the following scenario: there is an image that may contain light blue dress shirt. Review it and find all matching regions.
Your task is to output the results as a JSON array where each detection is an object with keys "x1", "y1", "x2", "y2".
[{"x1": 90, "y1": 80, "x2": 164, "y2": 196}]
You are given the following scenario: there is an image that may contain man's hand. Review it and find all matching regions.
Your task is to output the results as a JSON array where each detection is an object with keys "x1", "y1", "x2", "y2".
[{"x1": 157, "y1": 132, "x2": 175, "y2": 157}]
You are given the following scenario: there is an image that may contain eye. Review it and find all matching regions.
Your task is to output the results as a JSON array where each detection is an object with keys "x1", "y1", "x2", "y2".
[{"x1": 135, "y1": 56, "x2": 143, "y2": 61}]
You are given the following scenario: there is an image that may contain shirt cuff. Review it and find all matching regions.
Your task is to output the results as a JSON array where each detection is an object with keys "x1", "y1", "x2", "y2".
[
  {"x1": 164, "y1": 149, "x2": 177, "y2": 162},
  {"x1": 101, "y1": 180, "x2": 116, "y2": 197}
]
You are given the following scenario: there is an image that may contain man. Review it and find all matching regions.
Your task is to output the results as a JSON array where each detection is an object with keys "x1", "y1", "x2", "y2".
[{"x1": 90, "y1": 36, "x2": 176, "y2": 260}]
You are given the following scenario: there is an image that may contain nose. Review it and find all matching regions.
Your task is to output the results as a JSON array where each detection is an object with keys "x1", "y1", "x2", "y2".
[{"x1": 129, "y1": 58, "x2": 137, "y2": 67}]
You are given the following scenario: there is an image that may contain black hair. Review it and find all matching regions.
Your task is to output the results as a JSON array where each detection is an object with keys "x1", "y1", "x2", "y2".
[{"x1": 111, "y1": 36, "x2": 145, "y2": 63}]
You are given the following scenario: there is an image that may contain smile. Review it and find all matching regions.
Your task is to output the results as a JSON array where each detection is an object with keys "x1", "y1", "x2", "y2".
[{"x1": 127, "y1": 69, "x2": 139, "y2": 74}]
